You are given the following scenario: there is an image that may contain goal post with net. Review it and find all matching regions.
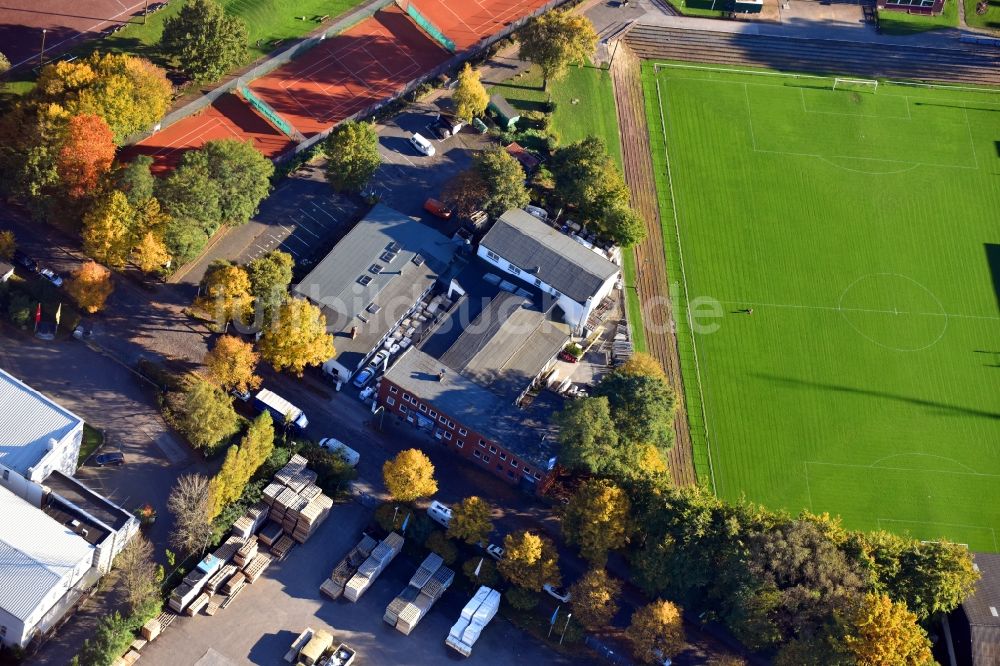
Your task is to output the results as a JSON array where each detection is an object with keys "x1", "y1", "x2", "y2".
[{"x1": 833, "y1": 78, "x2": 879, "y2": 93}]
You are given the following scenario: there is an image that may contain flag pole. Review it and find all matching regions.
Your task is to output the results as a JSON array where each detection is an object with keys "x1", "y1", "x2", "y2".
[{"x1": 559, "y1": 612, "x2": 572, "y2": 645}]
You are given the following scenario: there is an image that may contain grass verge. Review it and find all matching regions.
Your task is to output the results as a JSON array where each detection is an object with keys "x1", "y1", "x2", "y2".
[
  {"x1": 963, "y1": 0, "x2": 1000, "y2": 30},
  {"x1": 876, "y1": 0, "x2": 959, "y2": 34},
  {"x1": 80, "y1": 424, "x2": 104, "y2": 464}
]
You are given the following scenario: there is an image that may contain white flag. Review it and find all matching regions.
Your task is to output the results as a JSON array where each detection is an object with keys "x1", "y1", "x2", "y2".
[{"x1": 474, "y1": 558, "x2": 483, "y2": 577}]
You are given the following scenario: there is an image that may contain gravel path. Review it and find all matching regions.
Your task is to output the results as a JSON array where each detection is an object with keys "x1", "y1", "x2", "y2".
[{"x1": 611, "y1": 44, "x2": 697, "y2": 488}]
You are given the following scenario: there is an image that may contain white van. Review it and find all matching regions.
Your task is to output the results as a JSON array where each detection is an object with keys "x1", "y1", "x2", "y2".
[
  {"x1": 409, "y1": 132, "x2": 435, "y2": 156},
  {"x1": 317, "y1": 438, "x2": 360, "y2": 467},
  {"x1": 427, "y1": 501, "x2": 452, "y2": 528}
]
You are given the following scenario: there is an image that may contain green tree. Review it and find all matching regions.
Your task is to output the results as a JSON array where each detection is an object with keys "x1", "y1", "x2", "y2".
[
  {"x1": 113, "y1": 155, "x2": 156, "y2": 206},
  {"x1": 562, "y1": 479, "x2": 630, "y2": 565},
  {"x1": 324, "y1": 121, "x2": 380, "y2": 192},
  {"x1": 114, "y1": 534, "x2": 160, "y2": 617},
  {"x1": 198, "y1": 139, "x2": 273, "y2": 225},
  {"x1": 157, "y1": 150, "x2": 222, "y2": 235},
  {"x1": 498, "y1": 530, "x2": 561, "y2": 592},
  {"x1": 425, "y1": 530, "x2": 458, "y2": 565},
  {"x1": 195, "y1": 260, "x2": 253, "y2": 326},
  {"x1": 175, "y1": 379, "x2": 240, "y2": 450},
  {"x1": 447, "y1": 496, "x2": 494, "y2": 545},
  {"x1": 161, "y1": 215, "x2": 210, "y2": 266},
  {"x1": 517, "y1": 11, "x2": 597, "y2": 89},
  {"x1": 0, "y1": 230, "x2": 15, "y2": 260},
  {"x1": 554, "y1": 396, "x2": 623, "y2": 475},
  {"x1": 75, "y1": 612, "x2": 138, "y2": 666},
  {"x1": 604, "y1": 203, "x2": 646, "y2": 247},
  {"x1": 627, "y1": 600, "x2": 685, "y2": 664},
  {"x1": 247, "y1": 250, "x2": 294, "y2": 318},
  {"x1": 891, "y1": 540, "x2": 979, "y2": 620},
  {"x1": 207, "y1": 411, "x2": 274, "y2": 519},
  {"x1": 453, "y1": 63, "x2": 489, "y2": 122},
  {"x1": 570, "y1": 568, "x2": 621, "y2": 630},
  {"x1": 0, "y1": 102, "x2": 67, "y2": 205},
  {"x1": 475, "y1": 147, "x2": 529, "y2": 219},
  {"x1": 505, "y1": 586, "x2": 540, "y2": 610},
  {"x1": 594, "y1": 370, "x2": 677, "y2": 452},
  {"x1": 382, "y1": 448, "x2": 438, "y2": 502},
  {"x1": 259, "y1": 297, "x2": 336, "y2": 375},
  {"x1": 463, "y1": 556, "x2": 499, "y2": 587},
  {"x1": 161, "y1": 0, "x2": 250, "y2": 82}
]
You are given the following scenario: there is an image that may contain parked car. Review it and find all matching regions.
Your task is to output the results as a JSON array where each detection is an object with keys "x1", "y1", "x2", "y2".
[
  {"x1": 317, "y1": 438, "x2": 361, "y2": 467},
  {"x1": 427, "y1": 500, "x2": 452, "y2": 528},
  {"x1": 39, "y1": 268, "x2": 63, "y2": 287},
  {"x1": 231, "y1": 388, "x2": 252, "y2": 402},
  {"x1": 472, "y1": 118, "x2": 488, "y2": 134},
  {"x1": 94, "y1": 452, "x2": 126, "y2": 467},
  {"x1": 543, "y1": 583, "x2": 571, "y2": 603},
  {"x1": 523, "y1": 205, "x2": 548, "y2": 221},
  {"x1": 486, "y1": 543, "x2": 505, "y2": 561},
  {"x1": 352, "y1": 367, "x2": 375, "y2": 388},
  {"x1": 424, "y1": 198, "x2": 452, "y2": 219},
  {"x1": 369, "y1": 350, "x2": 390, "y2": 370},
  {"x1": 558, "y1": 350, "x2": 581, "y2": 363},
  {"x1": 12, "y1": 250, "x2": 37, "y2": 273},
  {"x1": 409, "y1": 132, "x2": 435, "y2": 156}
]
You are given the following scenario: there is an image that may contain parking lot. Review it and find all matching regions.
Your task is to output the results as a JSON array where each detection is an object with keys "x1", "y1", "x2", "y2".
[
  {"x1": 234, "y1": 166, "x2": 363, "y2": 272},
  {"x1": 373, "y1": 101, "x2": 491, "y2": 227},
  {"x1": 140, "y1": 498, "x2": 593, "y2": 666}
]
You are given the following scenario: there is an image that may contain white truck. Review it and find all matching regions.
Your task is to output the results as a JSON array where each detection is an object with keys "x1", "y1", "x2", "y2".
[
  {"x1": 445, "y1": 586, "x2": 500, "y2": 657},
  {"x1": 253, "y1": 388, "x2": 308, "y2": 431}
]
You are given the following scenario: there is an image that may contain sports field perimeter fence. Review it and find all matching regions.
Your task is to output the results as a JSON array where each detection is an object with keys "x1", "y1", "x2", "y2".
[
  {"x1": 124, "y1": 0, "x2": 395, "y2": 146},
  {"x1": 279, "y1": 0, "x2": 577, "y2": 160}
]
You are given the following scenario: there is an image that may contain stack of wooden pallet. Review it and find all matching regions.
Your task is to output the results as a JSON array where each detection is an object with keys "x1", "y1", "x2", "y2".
[
  {"x1": 272, "y1": 534, "x2": 295, "y2": 560},
  {"x1": 258, "y1": 521, "x2": 283, "y2": 547},
  {"x1": 205, "y1": 564, "x2": 237, "y2": 595},
  {"x1": 292, "y1": 494, "x2": 334, "y2": 543},
  {"x1": 319, "y1": 534, "x2": 377, "y2": 600},
  {"x1": 212, "y1": 535, "x2": 244, "y2": 564},
  {"x1": 222, "y1": 571, "x2": 247, "y2": 596},
  {"x1": 243, "y1": 552, "x2": 272, "y2": 583},
  {"x1": 234, "y1": 536, "x2": 258, "y2": 567}
]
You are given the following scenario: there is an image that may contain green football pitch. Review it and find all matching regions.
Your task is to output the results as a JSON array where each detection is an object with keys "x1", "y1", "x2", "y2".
[{"x1": 642, "y1": 62, "x2": 1000, "y2": 550}]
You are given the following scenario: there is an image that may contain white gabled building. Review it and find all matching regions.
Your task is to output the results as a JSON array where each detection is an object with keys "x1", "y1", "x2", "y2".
[
  {"x1": 0, "y1": 485, "x2": 97, "y2": 649},
  {"x1": 0, "y1": 369, "x2": 84, "y2": 504},
  {"x1": 0, "y1": 369, "x2": 139, "y2": 649},
  {"x1": 477, "y1": 209, "x2": 620, "y2": 335}
]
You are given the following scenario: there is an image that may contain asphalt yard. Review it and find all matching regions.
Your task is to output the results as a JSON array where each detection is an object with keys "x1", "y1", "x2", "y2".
[{"x1": 230, "y1": 165, "x2": 362, "y2": 272}]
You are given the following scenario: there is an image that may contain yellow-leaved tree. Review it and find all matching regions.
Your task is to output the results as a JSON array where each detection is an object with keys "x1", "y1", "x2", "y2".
[
  {"x1": 66, "y1": 261, "x2": 114, "y2": 313},
  {"x1": 447, "y1": 496, "x2": 494, "y2": 545},
  {"x1": 843, "y1": 593, "x2": 933, "y2": 666},
  {"x1": 82, "y1": 190, "x2": 135, "y2": 268},
  {"x1": 626, "y1": 600, "x2": 685, "y2": 664},
  {"x1": 498, "y1": 530, "x2": 561, "y2": 592},
  {"x1": 258, "y1": 297, "x2": 335, "y2": 375},
  {"x1": 570, "y1": 568, "x2": 621, "y2": 630},
  {"x1": 452, "y1": 63, "x2": 489, "y2": 122},
  {"x1": 195, "y1": 261, "x2": 254, "y2": 326},
  {"x1": 382, "y1": 448, "x2": 438, "y2": 502},
  {"x1": 561, "y1": 478, "x2": 631, "y2": 565},
  {"x1": 203, "y1": 335, "x2": 261, "y2": 395}
]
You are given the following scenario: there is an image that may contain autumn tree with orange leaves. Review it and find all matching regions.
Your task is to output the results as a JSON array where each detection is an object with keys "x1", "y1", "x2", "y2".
[
  {"x1": 66, "y1": 261, "x2": 114, "y2": 313},
  {"x1": 57, "y1": 114, "x2": 115, "y2": 200}
]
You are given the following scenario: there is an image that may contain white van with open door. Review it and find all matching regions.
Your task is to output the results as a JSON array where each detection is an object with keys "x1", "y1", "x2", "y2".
[{"x1": 317, "y1": 438, "x2": 360, "y2": 467}]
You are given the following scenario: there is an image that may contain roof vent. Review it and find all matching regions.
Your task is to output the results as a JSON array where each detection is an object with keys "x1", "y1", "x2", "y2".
[
  {"x1": 380, "y1": 251, "x2": 398, "y2": 263},
  {"x1": 366, "y1": 303, "x2": 382, "y2": 314},
  {"x1": 357, "y1": 275, "x2": 373, "y2": 286},
  {"x1": 47, "y1": 438, "x2": 58, "y2": 451},
  {"x1": 992, "y1": 607, "x2": 998, "y2": 618},
  {"x1": 369, "y1": 263, "x2": 383, "y2": 274},
  {"x1": 411, "y1": 254, "x2": 425, "y2": 267},
  {"x1": 386, "y1": 241, "x2": 401, "y2": 252}
]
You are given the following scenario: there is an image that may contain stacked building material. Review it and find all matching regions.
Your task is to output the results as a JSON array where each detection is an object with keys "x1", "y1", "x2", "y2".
[
  {"x1": 212, "y1": 535, "x2": 244, "y2": 564},
  {"x1": 258, "y1": 521, "x2": 283, "y2": 547},
  {"x1": 262, "y1": 481, "x2": 284, "y2": 506},
  {"x1": 292, "y1": 493, "x2": 334, "y2": 543},
  {"x1": 234, "y1": 536, "x2": 258, "y2": 567},
  {"x1": 385, "y1": 554, "x2": 454, "y2": 634},
  {"x1": 243, "y1": 552, "x2": 272, "y2": 583},
  {"x1": 185, "y1": 592, "x2": 210, "y2": 616},
  {"x1": 343, "y1": 532, "x2": 403, "y2": 602},
  {"x1": 231, "y1": 501, "x2": 269, "y2": 539},
  {"x1": 205, "y1": 564, "x2": 237, "y2": 595},
  {"x1": 299, "y1": 483, "x2": 322, "y2": 502},
  {"x1": 222, "y1": 571, "x2": 247, "y2": 596},
  {"x1": 272, "y1": 534, "x2": 295, "y2": 560},
  {"x1": 140, "y1": 618, "x2": 161, "y2": 641},
  {"x1": 445, "y1": 587, "x2": 500, "y2": 656},
  {"x1": 285, "y1": 627, "x2": 314, "y2": 663}
]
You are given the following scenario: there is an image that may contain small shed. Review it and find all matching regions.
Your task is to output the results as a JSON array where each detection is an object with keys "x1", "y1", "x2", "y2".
[
  {"x1": 0, "y1": 260, "x2": 13, "y2": 283},
  {"x1": 505, "y1": 142, "x2": 541, "y2": 174},
  {"x1": 488, "y1": 94, "x2": 520, "y2": 129}
]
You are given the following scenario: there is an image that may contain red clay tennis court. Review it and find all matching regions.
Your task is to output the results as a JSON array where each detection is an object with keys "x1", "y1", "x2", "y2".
[
  {"x1": 0, "y1": 0, "x2": 147, "y2": 70},
  {"x1": 403, "y1": 0, "x2": 552, "y2": 51},
  {"x1": 248, "y1": 7, "x2": 449, "y2": 138},
  {"x1": 125, "y1": 94, "x2": 292, "y2": 172}
]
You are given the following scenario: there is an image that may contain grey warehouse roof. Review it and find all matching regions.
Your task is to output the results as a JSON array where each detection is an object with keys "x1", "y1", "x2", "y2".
[
  {"x1": 292, "y1": 204, "x2": 459, "y2": 373},
  {"x1": 480, "y1": 209, "x2": 619, "y2": 304},
  {"x1": 0, "y1": 485, "x2": 93, "y2": 621},
  {"x1": 0, "y1": 368, "x2": 83, "y2": 475}
]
